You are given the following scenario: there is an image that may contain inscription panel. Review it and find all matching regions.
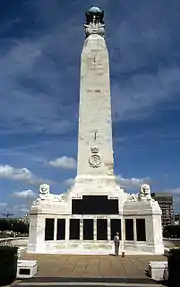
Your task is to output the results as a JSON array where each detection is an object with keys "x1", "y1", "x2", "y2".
[
  {"x1": 97, "y1": 219, "x2": 107, "y2": 240},
  {"x1": 83, "y1": 219, "x2": 93, "y2": 240},
  {"x1": 72, "y1": 196, "x2": 118, "y2": 214},
  {"x1": 136, "y1": 219, "x2": 146, "y2": 241},
  {"x1": 110, "y1": 219, "x2": 121, "y2": 240},
  {"x1": 69, "y1": 219, "x2": 80, "y2": 240},
  {"x1": 45, "y1": 218, "x2": 54, "y2": 241},
  {"x1": 57, "y1": 219, "x2": 65, "y2": 240},
  {"x1": 125, "y1": 219, "x2": 134, "y2": 241}
]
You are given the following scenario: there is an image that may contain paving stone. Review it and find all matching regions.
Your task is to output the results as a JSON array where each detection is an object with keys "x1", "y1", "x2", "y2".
[{"x1": 20, "y1": 253, "x2": 166, "y2": 278}]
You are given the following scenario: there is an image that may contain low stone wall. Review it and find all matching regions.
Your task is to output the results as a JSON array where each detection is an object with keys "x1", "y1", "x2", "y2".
[
  {"x1": 0, "y1": 237, "x2": 177, "y2": 255},
  {"x1": 0, "y1": 237, "x2": 28, "y2": 247},
  {"x1": 163, "y1": 238, "x2": 180, "y2": 248},
  {"x1": 0, "y1": 237, "x2": 14, "y2": 242},
  {"x1": 11, "y1": 238, "x2": 28, "y2": 247}
]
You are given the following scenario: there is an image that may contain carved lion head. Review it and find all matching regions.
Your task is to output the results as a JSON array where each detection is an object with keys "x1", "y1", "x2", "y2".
[
  {"x1": 39, "y1": 184, "x2": 50, "y2": 195},
  {"x1": 140, "y1": 184, "x2": 151, "y2": 196}
]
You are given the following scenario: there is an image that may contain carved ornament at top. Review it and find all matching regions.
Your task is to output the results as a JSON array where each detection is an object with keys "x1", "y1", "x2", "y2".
[
  {"x1": 89, "y1": 145, "x2": 101, "y2": 168},
  {"x1": 84, "y1": 7, "x2": 105, "y2": 38},
  {"x1": 90, "y1": 146, "x2": 99, "y2": 154}
]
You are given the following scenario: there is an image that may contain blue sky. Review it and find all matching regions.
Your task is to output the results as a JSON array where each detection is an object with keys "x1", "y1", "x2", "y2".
[{"x1": 0, "y1": 0, "x2": 180, "y2": 217}]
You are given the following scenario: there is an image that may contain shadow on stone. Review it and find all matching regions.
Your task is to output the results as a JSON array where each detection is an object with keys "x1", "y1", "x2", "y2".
[
  {"x1": 145, "y1": 269, "x2": 150, "y2": 277},
  {"x1": 109, "y1": 253, "x2": 116, "y2": 256},
  {"x1": 158, "y1": 280, "x2": 168, "y2": 286}
]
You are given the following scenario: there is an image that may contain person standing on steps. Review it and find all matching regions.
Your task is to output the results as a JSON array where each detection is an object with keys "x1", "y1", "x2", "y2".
[{"x1": 114, "y1": 232, "x2": 120, "y2": 256}]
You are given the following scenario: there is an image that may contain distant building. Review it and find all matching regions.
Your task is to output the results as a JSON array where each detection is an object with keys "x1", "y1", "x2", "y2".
[{"x1": 151, "y1": 192, "x2": 174, "y2": 227}]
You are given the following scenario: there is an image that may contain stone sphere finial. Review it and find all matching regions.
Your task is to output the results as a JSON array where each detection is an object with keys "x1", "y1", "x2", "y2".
[{"x1": 88, "y1": 6, "x2": 102, "y2": 13}]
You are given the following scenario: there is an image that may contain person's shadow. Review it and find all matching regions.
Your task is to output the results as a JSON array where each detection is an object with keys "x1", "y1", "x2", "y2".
[{"x1": 109, "y1": 253, "x2": 122, "y2": 257}]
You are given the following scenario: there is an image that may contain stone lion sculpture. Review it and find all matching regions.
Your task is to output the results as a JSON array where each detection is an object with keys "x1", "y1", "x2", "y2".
[
  {"x1": 138, "y1": 184, "x2": 153, "y2": 201},
  {"x1": 39, "y1": 184, "x2": 50, "y2": 200},
  {"x1": 35, "y1": 184, "x2": 65, "y2": 202},
  {"x1": 126, "y1": 184, "x2": 154, "y2": 203}
]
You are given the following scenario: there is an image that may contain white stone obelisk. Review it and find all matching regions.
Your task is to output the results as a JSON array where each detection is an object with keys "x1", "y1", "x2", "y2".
[{"x1": 77, "y1": 8, "x2": 114, "y2": 178}]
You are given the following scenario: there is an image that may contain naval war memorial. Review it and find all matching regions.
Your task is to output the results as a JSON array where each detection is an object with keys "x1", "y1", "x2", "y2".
[{"x1": 27, "y1": 7, "x2": 164, "y2": 255}]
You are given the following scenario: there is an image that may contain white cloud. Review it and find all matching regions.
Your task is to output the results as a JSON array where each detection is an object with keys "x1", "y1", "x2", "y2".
[
  {"x1": 64, "y1": 177, "x2": 75, "y2": 187},
  {"x1": 0, "y1": 165, "x2": 31, "y2": 180},
  {"x1": 13, "y1": 189, "x2": 37, "y2": 199},
  {"x1": 0, "y1": 164, "x2": 47, "y2": 184},
  {"x1": 0, "y1": 202, "x2": 7, "y2": 208},
  {"x1": 13, "y1": 204, "x2": 29, "y2": 214},
  {"x1": 19, "y1": 208, "x2": 29, "y2": 213},
  {"x1": 116, "y1": 174, "x2": 150, "y2": 190},
  {"x1": 48, "y1": 156, "x2": 76, "y2": 169},
  {"x1": 168, "y1": 188, "x2": 180, "y2": 195},
  {"x1": 164, "y1": 188, "x2": 180, "y2": 204}
]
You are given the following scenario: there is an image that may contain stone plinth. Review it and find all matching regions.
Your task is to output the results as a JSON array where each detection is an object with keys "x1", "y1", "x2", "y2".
[
  {"x1": 16, "y1": 260, "x2": 37, "y2": 279},
  {"x1": 27, "y1": 182, "x2": 164, "y2": 255}
]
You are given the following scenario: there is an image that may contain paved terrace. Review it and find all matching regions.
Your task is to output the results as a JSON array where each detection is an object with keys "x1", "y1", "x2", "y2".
[{"x1": 20, "y1": 253, "x2": 166, "y2": 278}]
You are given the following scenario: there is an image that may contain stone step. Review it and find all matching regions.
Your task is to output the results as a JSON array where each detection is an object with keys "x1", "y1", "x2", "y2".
[
  {"x1": 11, "y1": 277, "x2": 166, "y2": 287},
  {"x1": 12, "y1": 283, "x2": 165, "y2": 287},
  {"x1": 12, "y1": 284, "x2": 165, "y2": 287}
]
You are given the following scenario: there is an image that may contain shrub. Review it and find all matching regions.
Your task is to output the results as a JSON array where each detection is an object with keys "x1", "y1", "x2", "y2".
[
  {"x1": 12, "y1": 221, "x2": 29, "y2": 234},
  {"x1": 168, "y1": 247, "x2": 180, "y2": 286},
  {"x1": 163, "y1": 225, "x2": 180, "y2": 238},
  {"x1": 0, "y1": 218, "x2": 12, "y2": 231},
  {"x1": 0, "y1": 245, "x2": 18, "y2": 286},
  {"x1": 0, "y1": 218, "x2": 29, "y2": 235}
]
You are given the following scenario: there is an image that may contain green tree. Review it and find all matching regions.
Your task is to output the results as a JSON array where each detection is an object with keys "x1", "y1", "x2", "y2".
[
  {"x1": 12, "y1": 221, "x2": 29, "y2": 234},
  {"x1": 0, "y1": 219, "x2": 11, "y2": 231}
]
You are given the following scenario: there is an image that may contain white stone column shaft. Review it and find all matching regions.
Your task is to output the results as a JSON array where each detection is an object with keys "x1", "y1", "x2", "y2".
[
  {"x1": 54, "y1": 218, "x2": 57, "y2": 241},
  {"x1": 80, "y1": 218, "x2": 83, "y2": 241},
  {"x1": 77, "y1": 33, "x2": 114, "y2": 177},
  {"x1": 65, "y1": 218, "x2": 69, "y2": 241},
  {"x1": 121, "y1": 218, "x2": 125, "y2": 251},
  {"x1": 107, "y1": 218, "x2": 111, "y2": 241},
  {"x1": 133, "y1": 218, "x2": 137, "y2": 242},
  {"x1": 94, "y1": 218, "x2": 97, "y2": 240}
]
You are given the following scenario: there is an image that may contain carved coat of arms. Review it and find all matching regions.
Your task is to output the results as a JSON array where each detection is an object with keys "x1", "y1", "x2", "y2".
[{"x1": 89, "y1": 146, "x2": 101, "y2": 168}]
